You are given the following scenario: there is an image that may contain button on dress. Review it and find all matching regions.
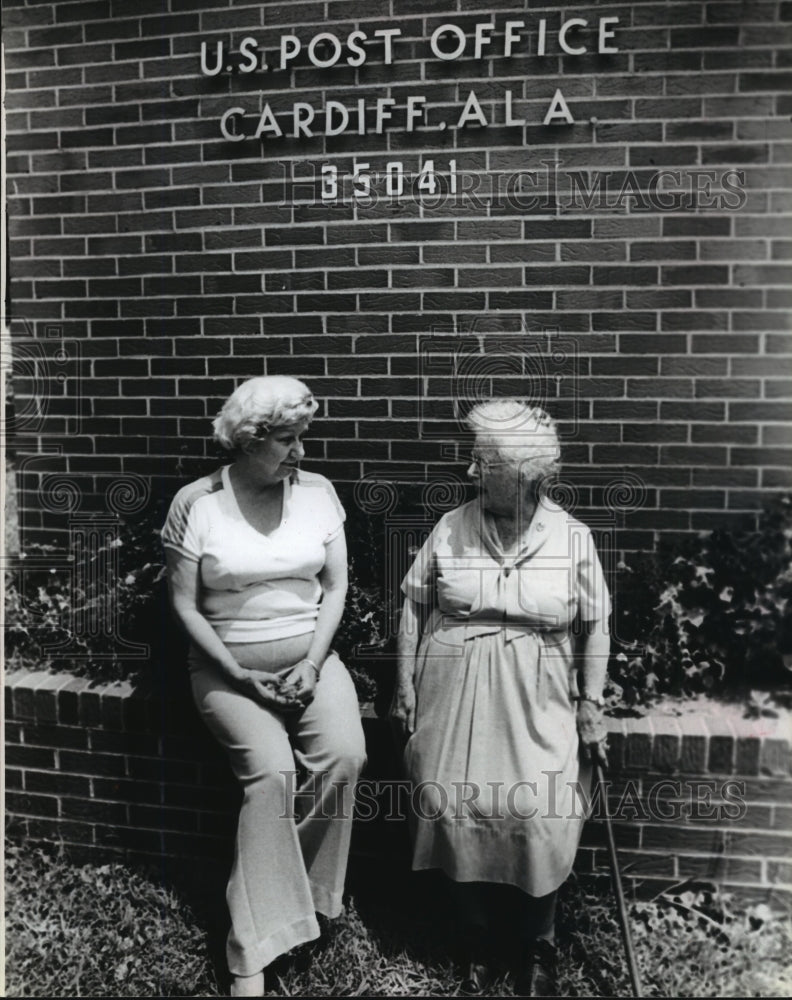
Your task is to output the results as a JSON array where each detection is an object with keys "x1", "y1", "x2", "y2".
[{"x1": 401, "y1": 498, "x2": 610, "y2": 896}]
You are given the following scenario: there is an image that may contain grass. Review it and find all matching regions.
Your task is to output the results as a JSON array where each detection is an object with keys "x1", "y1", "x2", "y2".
[{"x1": 5, "y1": 842, "x2": 792, "y2": 998}]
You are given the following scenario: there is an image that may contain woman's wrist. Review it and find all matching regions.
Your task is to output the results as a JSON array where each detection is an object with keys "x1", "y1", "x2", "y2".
[
  {"x1": 396, "y1": 669, "x2": 416, "y2": 690},
  {"x1": 396, "y1": 654, "x2": 417, "y2": 679},
  {"x1": 300, "y1": 657, "x2": 321, "y2": 679},
  {"x1": 219, "y1": 659, "x2": 246, "y2": 683},
  {"x1": 578, "y1": 692, "x2": 605, "y2": 708}
]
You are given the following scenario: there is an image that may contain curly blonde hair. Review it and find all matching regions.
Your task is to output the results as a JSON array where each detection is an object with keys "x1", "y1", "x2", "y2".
[
  {"x1": 465, "y1": 398, "x2": 560, "y2": 482},
  {"x1": 212, "y1": 376, "x2": 318, "y2": 451}
]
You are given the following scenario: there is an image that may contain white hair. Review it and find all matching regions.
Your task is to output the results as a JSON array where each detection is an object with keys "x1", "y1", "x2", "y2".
[
  {"x1": 212, "y1": 376, "x2": 318, "y2": 451},
  {"x1": 466, "y1": 399, "x2": 560, "y2": 482}
]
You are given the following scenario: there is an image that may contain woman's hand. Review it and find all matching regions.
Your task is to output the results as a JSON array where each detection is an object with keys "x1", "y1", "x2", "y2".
[
  {"x1": 389, "y1": 677, "x2": 416, "y2": 737},
  {"x1": 281, "y1": 658, "x2": 320, "y2": 706},
  {"x1": 391, "y1": 598, "x2": 421, "y2": 743},
  {"x1": 230, "y1": 667, "x2": 306, "y2": 713},
  {"x1": 577, "y1": 699, "x2": 609, "y2": 770}
]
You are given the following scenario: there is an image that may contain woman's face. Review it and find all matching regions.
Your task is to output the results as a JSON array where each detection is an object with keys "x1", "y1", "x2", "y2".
[
  {"x1": 244, "y1": 418, "x2": 310, "y2": 483},
  {"x1": 466, "y1": 441, "x2": 522, "y2": 515}
]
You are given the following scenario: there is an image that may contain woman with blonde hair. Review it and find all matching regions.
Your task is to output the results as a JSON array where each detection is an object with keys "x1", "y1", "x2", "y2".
[
  {"x1": 162, "y1": 375, "x2": 365, "y2": 997},
  {"x1": 391, "y1": 399, "x2": 610, "y2": 997}
]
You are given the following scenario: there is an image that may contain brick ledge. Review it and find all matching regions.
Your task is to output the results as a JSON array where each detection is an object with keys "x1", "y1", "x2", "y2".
[{"x1": 5, "y1": 668, "x2": 791, "y2": 778}]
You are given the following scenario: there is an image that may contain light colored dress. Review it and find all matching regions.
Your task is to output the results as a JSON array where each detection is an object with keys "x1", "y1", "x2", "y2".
[{"x1": 401, "y1": 497, "x2": 610, "y2": 897}]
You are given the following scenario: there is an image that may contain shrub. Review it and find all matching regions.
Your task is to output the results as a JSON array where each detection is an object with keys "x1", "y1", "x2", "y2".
[
  {"x1": 3, "y1": 508, "x2": 182, "y2": 684},
  {"x1": 609, "y1": 494, "x2": 792, "y2": 709},
  {"x1": 7, "y1": 491, "x2": 791, "y2": 711},
  {"x1": 3, "y1": 501, "x2": 390, "y2": 700},
  {"x1": 333, "y1": 508, "x2": 394, "y2": 702}
]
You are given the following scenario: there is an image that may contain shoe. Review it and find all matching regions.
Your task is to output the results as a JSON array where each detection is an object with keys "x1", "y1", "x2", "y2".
[
  {"x1": 460, "y1": 960, "x2": 491, "y2": 995},
  {"x1": 456, "y1": 923, "x2": 493, "y2": 996},
  {"x1": 230, "y1": 971, "x2": 265, "y2": 997},
  {"x1": 513, "y1": 939, "x2": 557, "y2": 997}
]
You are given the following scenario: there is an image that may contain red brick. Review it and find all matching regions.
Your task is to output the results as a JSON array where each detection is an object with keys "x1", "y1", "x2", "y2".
[
  {"x1": 679, "y1": 732, "x2": 708, "y2": 774},
  {"x1": 760, "y1": 740, "x2": 792, "y2": 777},
  {"x1": 105, "y1": 827, "x2": 165, "y2": 856},
  {"x1": 708, "y1": 735, "x2": 736, "y2": 774},
  {"x1": 6, "y1": 745, "x2": 56, "y2": 769},
  {"x1": 94, "y1": 777, "x2": 162, "y2": 805},
  {"x1": 61, "y1": 797, "x2": 128, "y2": 825},
  {"x1": 727, "y1": 831, "x2": 792, "y2": 859},
  {"x1": 129, "y1": 804, "x2": 201, "y2": 833},
  {"x1": 23, "y1": 723, "x2": 88, "y2": 750},
  {"x1": 677, "y1": 855, "x2": 763, "y2": 883},
  {"x1": 624, "y1": 731, "x2": 653, "y2": 772},
  {"x1": 24, "y1": 818, "x2": 95, "y2": 845},
  {"x1": 4, "y1": 3, "x2": 792, "y2": 566},
  {"x1": 26, "y1": 771, "x2": 91, "y2": 797},
  {"x1": 615, "y1": 851, "x2": 676, "y2": 878},
  {"x1": 767, "y1": 859, "x2": 792, "y2": 885},
  {"x1": 652, "y1": 731, "x2": 682, "y2": 773},
  {"x1": 735, "y1": 737, "x2": 763, "y2": 776},
  {"x1": 579, "y1": 820, "x2": 641, "y2": 850},
  {"x1": 6, "y1": 767, "x2": 24, "y2": 791},
  {"x1": 60, "y1": 750, "x2": 127, "y2": 778},
  {"x1": 124, "y1": 753, "x2": 200, "y2": 784},
  {"x1": 661, "y1": 214, "x2": 731, "y2": 236},
  {"x1": 642, "y1": 824, "x2": 725, "y2": 853},
  {"x1": 7, "y1": 792, "x2": 59, "y2": 818}
]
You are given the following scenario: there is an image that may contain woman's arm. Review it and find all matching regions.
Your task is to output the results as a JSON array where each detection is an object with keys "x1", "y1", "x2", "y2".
[
  {"x1": 166, "y1": 548, "x2": 244, "y2": 679},
  {"x1": 165, "y1": 548, "x2": 302, "y2": 710},
  {"x1": 576, "y1": 618, "x2": 611, "y2": 767},
  {"x1": 389, "y1": 596, "x2": 422, "y2": 735},
  {"x1": 308, "y1": 529, "x2": 348, "y2": 666},
  {"x1": 281, "y1": 529, "x2": 348, "y2": 701},
  {"x1": 577, "y1": 618, "x2": 610, "y2": 701}
]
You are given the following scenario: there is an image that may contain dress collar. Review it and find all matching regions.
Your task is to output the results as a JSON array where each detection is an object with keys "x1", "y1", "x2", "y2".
[{"x1": 475, "y1": 497, "x2": 555, "y2": 567}]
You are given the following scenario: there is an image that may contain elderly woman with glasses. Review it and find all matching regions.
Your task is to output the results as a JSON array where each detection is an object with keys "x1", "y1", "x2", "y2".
[
  {"x1": 162, "y1": 376, "x2": 366, "y2": 997},
  {"x1": 390, "y1": 399, "x2": 610, "y2": 997}
]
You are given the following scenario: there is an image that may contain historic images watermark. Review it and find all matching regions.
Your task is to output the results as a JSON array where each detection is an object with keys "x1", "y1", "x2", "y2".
[
  {"x1": 279, "y1": 771, "x2": 748, "y2": 824},
  {"x1": 280, "y1": 160, "x2": 747, "y2": 212}
]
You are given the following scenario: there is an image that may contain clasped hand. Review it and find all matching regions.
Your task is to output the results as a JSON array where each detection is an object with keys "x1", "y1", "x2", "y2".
[{"x1": 232, "y1": 659, "x2": 319, "y2": 712}]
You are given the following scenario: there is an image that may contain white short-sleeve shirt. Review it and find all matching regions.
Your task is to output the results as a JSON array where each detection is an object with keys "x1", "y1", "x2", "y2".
[{"x1": 161, "y1": 466, "x2": 345, "y2": 642}]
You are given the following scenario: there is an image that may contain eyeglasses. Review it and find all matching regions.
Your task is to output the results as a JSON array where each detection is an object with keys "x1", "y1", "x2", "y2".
[{"x1": 469, "y1": 454, "x2": 511, "y2": 471}]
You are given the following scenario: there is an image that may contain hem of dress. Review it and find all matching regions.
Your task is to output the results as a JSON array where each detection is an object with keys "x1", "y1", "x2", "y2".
[{"x1": 227, "y1": 914, "x2": 321, "y2": 977}]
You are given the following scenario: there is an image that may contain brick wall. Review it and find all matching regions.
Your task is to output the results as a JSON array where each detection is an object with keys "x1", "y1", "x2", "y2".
[
  {"x1": 5, "y1": 668, "x2": 792, "y2": 902},
  {"x1": 4, "y1": 1, "x2": 792, "y2": 548}
]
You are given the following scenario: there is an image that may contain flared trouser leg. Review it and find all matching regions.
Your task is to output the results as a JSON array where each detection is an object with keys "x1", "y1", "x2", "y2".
[{"x1": 190, "y1": 654, "x2": 366, "y2": 976}]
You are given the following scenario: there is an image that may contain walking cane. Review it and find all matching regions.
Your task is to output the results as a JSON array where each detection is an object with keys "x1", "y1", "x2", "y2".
[{"x1": 593, "y1": 759, "x2": 644, "y2": 998}]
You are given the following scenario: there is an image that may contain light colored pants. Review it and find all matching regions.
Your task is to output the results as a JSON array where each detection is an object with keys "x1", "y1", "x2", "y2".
[{"x1": 189, "y1": 652, "x2": 366, "y2": 975}]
